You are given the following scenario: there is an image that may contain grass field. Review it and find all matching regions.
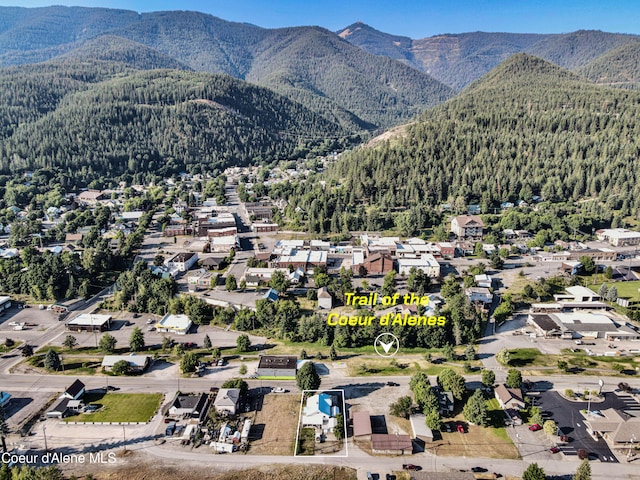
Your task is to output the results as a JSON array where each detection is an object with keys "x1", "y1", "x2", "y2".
[
  {"x1": 66, "y1": 392, "x2": 163, "y2": 423},
  {"x1": 431, "y1": 397, "x2": 518, "y2": 459},
  {"x1": 250, "y1": 394, "x2": 300, "y2": 455},
  {"x1": 591, "y1": 280, "x2": 640, "y2": 301}
]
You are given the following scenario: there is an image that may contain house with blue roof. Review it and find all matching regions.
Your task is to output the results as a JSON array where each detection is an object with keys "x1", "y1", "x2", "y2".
[
  {"x1": 302, "y1": 393, "x2": 339, "y2": 433},
  {"x1": 263, "y1": 288, "x2": 279, "y2": 302}
]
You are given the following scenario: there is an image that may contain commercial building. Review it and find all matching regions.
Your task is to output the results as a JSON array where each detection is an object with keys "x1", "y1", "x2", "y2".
[
  {"x1": 527, "y1": 311, "x2": 640, "y2": 340},
  {"x1": 256, "y1": 355, "x2": 297, "y2": 377},
  {"x1": 165, "y1": 252, "x2": 199, "y2": 272},
  {"x1": 352, "y1": 411, "x2": 372, "y2": 441},
  {"x1": 596, "y1": 228, "x2": 640, "y2": 247},
  {"x1": 155, "y1": 313, "x2": 193, "y2": 335},
  {"x1": 66, "y1": 314, "x2": 112, "y2": 332},
  {"x1": 397, "y1": 255, "x2": 441, "y2": 277},
  {"x1": 371, "y1": 434, "x2": 413, "y2": 455},
  {"x1": 451, "y1": 215, "x2": 484, "y2": 239},
  {"x1": 101, "y1": 355, "x2": 151, "y2": 373}
]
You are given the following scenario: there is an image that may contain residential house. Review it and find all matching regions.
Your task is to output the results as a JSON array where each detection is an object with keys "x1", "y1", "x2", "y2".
[
  {"x1": 494, "y1": 384, "x2": 526, "y2": 410},
  {"x1": 465, "y1": 287, "x2": 493, "y2": 304},
  {"x1": 214, "y1": 388, "x2": 241, "y2": 415},
  {"x1": 435, "y1": 388, "x2": 454, "y2": 416},
  {"x1": 61, "y1": 379, "x2": 85, "y2": 400},
  {"x1": 317, "y1": 287, "x2": 332, "y2": 309},
  {"x1": 169, "y1": 393, "x2": 209, "y2": 419},
  {"x1": 302, "y1": 393, "x2": 340, "y2": 434}
]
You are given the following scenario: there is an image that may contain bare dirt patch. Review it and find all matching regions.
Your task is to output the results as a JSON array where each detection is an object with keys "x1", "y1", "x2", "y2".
[
  {"x1": 249, "y1": 394, "x2": 300, "y2": 455},
  {"x1": 429, "y1": 423, "x2": 519, "y2": 459}
]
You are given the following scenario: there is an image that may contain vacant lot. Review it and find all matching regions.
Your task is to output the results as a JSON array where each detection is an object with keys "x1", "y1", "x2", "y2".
[
  {"x1": 66, "y1": 393, "x2": 163, "y2": 423},
  {"x1": 431, "y1": 398, "x2": 518, "y2": 459},
  {"x1": 250, "y1": 393, "x2": 300, "y2": 455}
]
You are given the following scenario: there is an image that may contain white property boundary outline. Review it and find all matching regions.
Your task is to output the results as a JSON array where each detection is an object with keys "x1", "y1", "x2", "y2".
[{"x1": 293, "y1": 389, "x2": 348, "y2": 457}]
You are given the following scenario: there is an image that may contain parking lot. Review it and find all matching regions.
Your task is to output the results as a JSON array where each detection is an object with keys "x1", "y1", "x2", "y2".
[{"x1": 533, "y1": 390, "x2": 640, "y2": 462}]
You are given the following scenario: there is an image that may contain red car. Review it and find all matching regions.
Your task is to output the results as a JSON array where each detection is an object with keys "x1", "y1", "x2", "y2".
[
  {"x1": 549, "y1": 447, "x2": 560, "y2": 454},
  {"x1": 529, "y1": 424, "x2": 542, "y2": 431},
  {"x1": 402, "y1": 464, "x2": 421, "y2": 471},
  {"x1": 457, "y1": 424, "x2": 465, "y2": 433}
]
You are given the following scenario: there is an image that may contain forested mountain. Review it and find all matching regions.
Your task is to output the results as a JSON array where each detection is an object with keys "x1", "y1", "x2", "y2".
[
  {"x1": 337, "y1": 23, "x2": 639, "y2": 90},
  {"x1": 59, "y1": 35, "x2": 191, "y2": 71},
  {"x1": 271, "y1": 54, "x2": 640, "y2": 235},
  {"x1": 0, "y1": 6, "x2": 454, "y2": 129},
  {"x1": 577, "y1": 41, "x2": 640, "y2": 89},
  {"x1": 0, "y1": 64, "x2": 350, "y2": 178}
]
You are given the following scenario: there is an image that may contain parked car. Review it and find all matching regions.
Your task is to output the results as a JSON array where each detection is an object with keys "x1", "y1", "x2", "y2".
[
  {"x1": 402, "y1": 464, "x2": 421, "y2": 471},
  {"x1": 549, "y1": 446, "x2": 560, "y2": 454},
  {"x1": 146, "y1": 319, "x2": 155, "y2": 324},
  {"x1": 472, "y1": 467, "x2": 488, "y2": 473},
  {"x1": 272, "y1": 387, "x2": 287, "y2": 393},
  {"x1": 529, "y1": 424, "x2": 542, "y2": 431},
  {"x1": 386, "y1": 381, "x2": 399, "y2": 387},
  {"x1": 457, "y1": 424, "x2": 465, "y2": 433}
]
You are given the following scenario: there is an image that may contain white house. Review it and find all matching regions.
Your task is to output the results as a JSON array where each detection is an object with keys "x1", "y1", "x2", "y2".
[
  {"x1": 214, "y1": 388, "x2": 241, "y2": 415},
  {"x1": 165, "y1": 252, "x2": 199, "y2": 272},
  {"x1": 302, "y1": 393, "x2": 339, "y2": 434},
  {"x1": 465, "y1": 287, "x2": 493, "y2": 304}
]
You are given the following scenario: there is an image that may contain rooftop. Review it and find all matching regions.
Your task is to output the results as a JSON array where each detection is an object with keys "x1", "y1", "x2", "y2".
[{"x1": 257, "y1": 355, "x2": 297, "y2": 370}]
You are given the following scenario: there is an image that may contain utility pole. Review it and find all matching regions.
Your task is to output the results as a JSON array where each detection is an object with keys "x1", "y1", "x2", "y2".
[
  {"x1": 43, "y1": 425, "x2": 48, "y2": 452},
  {"x1": 122, "y1": 425, "x2": 126, "y2": 452}
]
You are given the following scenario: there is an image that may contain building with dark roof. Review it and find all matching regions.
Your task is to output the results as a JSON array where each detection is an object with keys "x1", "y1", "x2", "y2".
[
  {"x1": 257, "y1": 355, "x2": 297, "y2": 377},
  {"x1": 61, "y1": 379, "x2": 85, "y2": 400},
  {"x1": 169, "y1": 393, "x2": 209, "y2": 420},
  {"x1": 371, "y1": 434, "x2": 413, "y2": 455}
]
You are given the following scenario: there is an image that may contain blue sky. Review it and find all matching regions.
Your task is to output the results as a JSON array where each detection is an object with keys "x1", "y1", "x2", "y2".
[{"x1": 1, "y1": 0, "x2": 639, "y2": 38}]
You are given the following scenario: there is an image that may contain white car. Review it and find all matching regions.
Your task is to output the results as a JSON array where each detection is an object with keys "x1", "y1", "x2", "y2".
[{"x1": 272, "y1": 387, "x2": 287, "y2": 393}]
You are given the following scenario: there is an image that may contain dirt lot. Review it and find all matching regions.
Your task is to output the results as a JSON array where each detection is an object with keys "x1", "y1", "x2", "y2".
[
  {"x1": 342, "y1": 382, "x2": 413, "y2": 436},
  {"x1": 249, "y1": 393, "x2": 300, "y2": 455}
]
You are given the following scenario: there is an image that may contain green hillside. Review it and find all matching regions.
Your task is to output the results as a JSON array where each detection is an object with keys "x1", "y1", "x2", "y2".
[
  {"x1": 577, "y1": 41, "x2": 640, "y2": 89},
  {"x1": 271, "y1": 54, "x2": 640, "y2": 235},
  {"x1": 0, "y1": 65, "x2": 350, "y2": 177}
]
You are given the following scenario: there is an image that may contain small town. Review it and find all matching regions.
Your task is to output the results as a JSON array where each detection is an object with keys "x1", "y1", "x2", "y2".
[{"x1": 0, "y1": 164, "x2": 638, "y2": 480}]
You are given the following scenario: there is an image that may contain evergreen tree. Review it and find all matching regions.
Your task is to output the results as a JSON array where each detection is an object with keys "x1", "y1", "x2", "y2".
[
  {"x1": 463, "y1": 389, "x2": 488, "y2": 426},
  {"x1": 573, "y1": 458, "x2": 591, "y2": 480},
  {"x1": 203, "y1": 334, "x2": 212, "y2": 349},
  {"x1": 329, "y1": 344, "x2": 338, "y2": 361},
  {"x1": 129, "y1": 326, "x2": 145, "y2": 352},
  {"x1": 481, "y1": 369, "x2": 496, "y2": 388},
  {"x1": 21, "y1": 344, "x2": 33, "y2": 357},
  {"x1": 598, "y1": 283, "x2": 609, "y2": 298},
  {"x1": 606, "y1": 285, "x2": 618, "y2": 302},
  {"x1": 506, "y1": 369, "x2": 523, "y2": 389},
  {"x1": 522, "y1": 463, "x2": 546, "y2": 480},
  {"x1": 296, "y1": 362, "x2": 321, "y2": 391},
  {"x1": 44, "y1": 349, "x2": 61, "y2": 371}
]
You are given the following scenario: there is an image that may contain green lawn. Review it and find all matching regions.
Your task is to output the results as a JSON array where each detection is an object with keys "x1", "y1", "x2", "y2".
[
  {"x1": 67, "y1": 393, "x2": 163, "y2": 423},
  {"x1": 508, "y1": 348, "x2": 543, "y2": 367},
  {"x1": 591, "y1": 280, "x2": 640, "y2": 301}
]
